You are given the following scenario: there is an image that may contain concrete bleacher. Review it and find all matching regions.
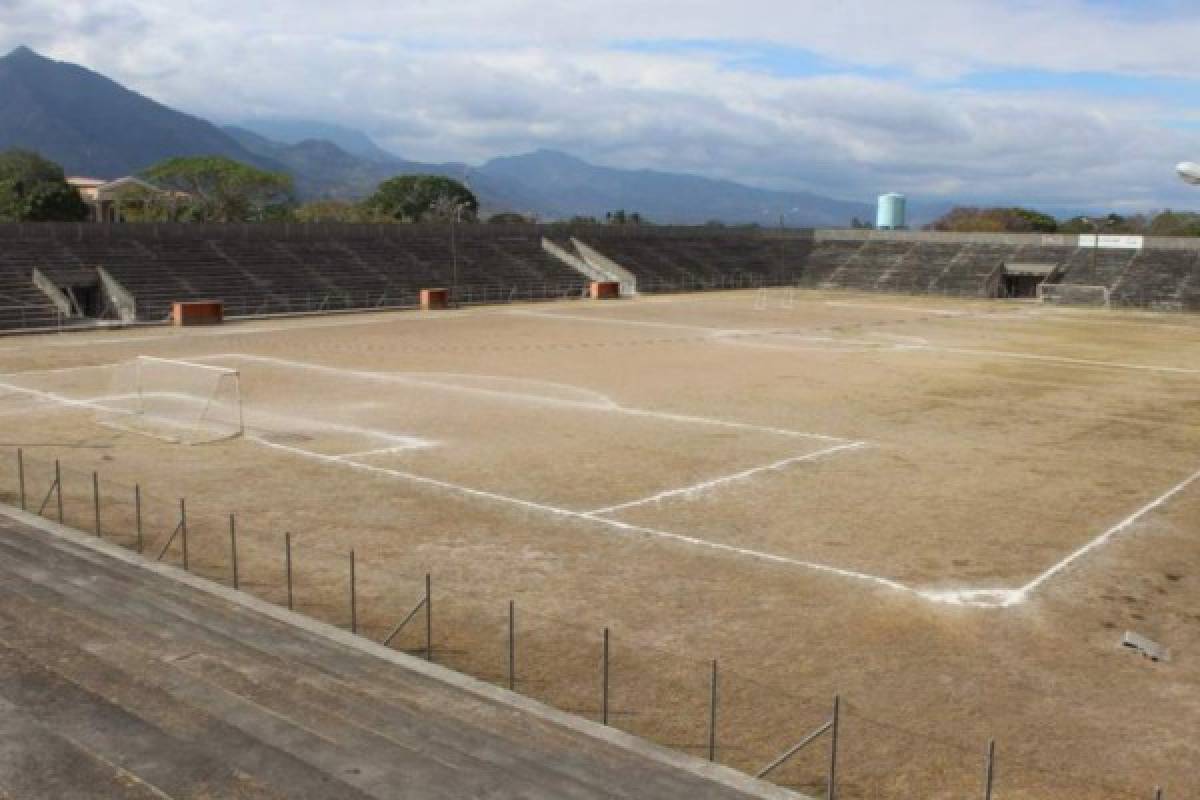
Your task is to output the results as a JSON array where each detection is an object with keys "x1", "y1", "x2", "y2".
[
  {"x1": 563, "y1": 229, "x2": 811, "y2": 292},
  {"x1": 0, "y1": 224, "x2": 589, "y2": 328},
  {"x1": 1112, "y1": 249, "x2": 1200, "y2": 310},
  {"x1": 0, "y1": 509, "x2": 791, "y2": 800},
  {"x1": 570, "y1": 229, "x2": 1200, "y2": 309},
  {"x1": 4, "y1": 224, "x2": 1200, "y2": 333}
]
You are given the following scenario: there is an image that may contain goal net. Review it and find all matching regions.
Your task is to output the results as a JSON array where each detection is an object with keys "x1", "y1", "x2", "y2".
[
  {"x1": 1037, "y1": 283, "x2": 1111, "y2": 308},
  {"x1": 98, "y1": 356, "x2": 244, "y2": 444}
]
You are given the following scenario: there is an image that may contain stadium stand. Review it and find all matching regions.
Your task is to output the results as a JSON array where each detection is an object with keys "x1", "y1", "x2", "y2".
[
  {"x1": 0, "y1": 513, "x2": 782, "y2": 800},
  {"x1": 1111, "y1": 247, "x2": 1200, "y2": 310},
  {"x1": 0, "y1": 223, "x2": 589, "y2": 329},
  {"x1": 3, "y1": 224, "x2": 1200, "y2": 333},
  {"x1": 559, "y1": 228, "x2": 812, "y2": 292}
]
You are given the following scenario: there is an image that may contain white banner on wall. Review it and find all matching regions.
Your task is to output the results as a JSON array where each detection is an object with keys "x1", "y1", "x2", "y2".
[{"x1": 1077, "y1": 234, "x2": 1144, "y2": 250}]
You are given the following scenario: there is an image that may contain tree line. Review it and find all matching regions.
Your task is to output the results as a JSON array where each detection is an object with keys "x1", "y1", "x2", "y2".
[
  {"x1": 0, "y1": 149, "x2": 484, "y2": 224},
  {"x1": 0, "y1": 148, "x2": 658, "y2": 227},
  {"x1": 925, "y1": 206, "x2": 1200, "y2": 237}
]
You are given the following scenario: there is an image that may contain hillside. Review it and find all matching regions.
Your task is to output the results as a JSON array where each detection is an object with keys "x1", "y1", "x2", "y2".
[
  {"x1": 0, "y1": 46, "x2": 872, "y2": 225},
  {"x1": 0, "y1": 47, "x2": 272, "y2": 177},
  {"x1": 477, "y1": 149, "x2": 872, "y2": 226}
]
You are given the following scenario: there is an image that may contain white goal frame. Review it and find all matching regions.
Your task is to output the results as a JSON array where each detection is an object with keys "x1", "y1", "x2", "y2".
[
  {"x1": 102, "y1": 356, "x2": 245, "y2": 444},
  {"x1": 1036, "y1": 283, "x2": 1111, "y2": 308}
]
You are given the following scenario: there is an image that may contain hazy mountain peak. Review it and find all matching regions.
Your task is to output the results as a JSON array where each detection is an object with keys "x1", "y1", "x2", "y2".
[
  {"x1": 234, "y1": 118, "x2": 399, "y2": 163},
  {"x1": 0, "y1": 49, "x2": 872, "y2": 224},
  {"x1": 4, "y1": 45, "x2": 41, "y2": 61},
  {"x1": 0, "y1": 47, "x2": 269, "y2": 178}
]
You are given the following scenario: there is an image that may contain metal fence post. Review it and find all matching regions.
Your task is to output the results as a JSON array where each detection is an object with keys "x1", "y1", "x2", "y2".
[
  {"x1": 134, "y1": 485, "x2": 143, "y2": 553},
  {"x1": 349, "y1": 549, "x2": 357, "y2": 634},
  {"x1": 708, "y1": 659, "x2": 719, "y2": 762},
  {"x1": 828, "y1": 695, "x2": 841, "y2": 800},
  {"x1": 229, "y1": 514, "x2": 239, "y2": 589},
  {"x1": 179, "y1": 499, "x2": 188, "y2": 571},
  {"x1": 984, "y1": 739, "x2": 995, "y2": 800},
  {"x1": 16, "y1": 448, "x2": 25, "y2": 511},
  {"x1": 92, "y1": 471, "x2": 101, "y2": 537},
  {"x1": 285, "y1": 532, "x2": 293, "y2": 610},
  {"x1": 424, "y1": 573, "x2": 432, "y2": 661},
  {"x1": 54, "y1": 460, "x2": 63, "y2": 523},
  {"x1": 508, "y1": 600, "x2": 516, "y2": 691},
  {"x1": 602, "y1": 627, "x2": 610, "y2": 726}
]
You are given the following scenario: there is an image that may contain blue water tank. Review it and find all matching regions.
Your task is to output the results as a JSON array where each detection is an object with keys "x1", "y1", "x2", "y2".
[{"x1": 876, "y1": 193, "x2": 907, "y2": 230}]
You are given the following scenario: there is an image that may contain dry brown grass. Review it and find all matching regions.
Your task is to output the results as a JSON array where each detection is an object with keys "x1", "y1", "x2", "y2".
[{"x1": 2, "y1": 289, "x2": 1198, "y2": 798}]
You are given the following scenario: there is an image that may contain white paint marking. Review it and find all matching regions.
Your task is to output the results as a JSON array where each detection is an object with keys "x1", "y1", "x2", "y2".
[
  {"x1": 824, "y1": 301, "x2": 969, "y2": 317},
  {"x1": 201, "y1": 353, "x2": 853, "y2": 443},
  {"x1": 137, "y1": 355, "x2": 239, "y2": 374},
  {"x1": 922, "y1": 345, "x2": 1200, "y2": 376},
  {"x1": 587, "y1": 442, "x2": 868, "y2": 515},
  {"x1": 334, "y1": 443, "x2": 435, "y2": 459},
  {"x1": 508, "y1": 308, "x2": 742, "y2": 335},
  {"x1": 10, "y1": 349, "x2": 1198, "y2": 609},
  {"x1": 1018, "y1": 466, "x2": 1200, "y2": 598},
  {"x1": 258, "y1": 438, "x2": 920, "y2": 599}
]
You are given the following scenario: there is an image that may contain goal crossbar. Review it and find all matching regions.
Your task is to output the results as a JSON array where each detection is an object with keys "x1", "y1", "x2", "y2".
[
  {"x1": 100, "y1": 356, "x2": 245, "y2": 444},
  {"x1": 1037, "y1": 283, "x2": 1111, "y2": 308}
]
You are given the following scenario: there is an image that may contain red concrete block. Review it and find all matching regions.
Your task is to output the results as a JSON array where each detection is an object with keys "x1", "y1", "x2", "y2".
[
  {"x1": 172, "y1": 301, "x2": 224, "y2": 326},
  {"x1": 590, "y1": 281, "x2": 620, "y2": 299},
  {"x1": 421, "y1": 288, "x2": 450, "y2": 310}
]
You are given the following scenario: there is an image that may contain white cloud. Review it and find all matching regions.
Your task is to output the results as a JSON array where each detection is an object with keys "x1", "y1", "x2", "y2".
[{"x1": 2, "y1": 0, "x2": 1199, "y2": 209}]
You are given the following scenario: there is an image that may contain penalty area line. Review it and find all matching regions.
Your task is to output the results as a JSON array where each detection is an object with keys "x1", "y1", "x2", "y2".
[
  {"x1": 587, "y1": 441, "x2": 869, "y2": 516},
  {"x1": 1018, "y1": 465, "x2": 1200, "y2": 598},
  {"x1": 256, "y1": 437, "x2": 919, "y2": 599}
]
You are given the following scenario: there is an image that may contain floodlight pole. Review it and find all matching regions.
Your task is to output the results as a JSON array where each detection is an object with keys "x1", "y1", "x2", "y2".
[{"x1": 450, "y1": 205, "x2": 461, "y2": 308}]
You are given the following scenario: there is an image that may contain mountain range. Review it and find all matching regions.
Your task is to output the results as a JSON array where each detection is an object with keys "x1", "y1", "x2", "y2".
[{"x1": 0, "y1": 45, "x2": 874, "y2": 225}]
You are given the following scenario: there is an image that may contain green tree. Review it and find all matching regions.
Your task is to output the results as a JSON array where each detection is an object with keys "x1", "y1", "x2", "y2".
[
  {"x1": 605, "y1": 209, "x2": 645, "y2": 226},
  {"x1": 487, "y1": 211, "x2": 535, "y2": 225},
  {"x1": 1148, "y1": 211, "x2": 1200, "y2": 237},
  {"x1": 108, "y1": 181, "x2": 188, "y2": 223},
  {"x1": 926, "y1": 206, "x2": 1058, "y2": 233},
  {"x1": 0, "y1": 149, "x2": 88, "y2": 222},
  {"x1": 141, "y1": 156, "x2": 294, "y2": 222},
  {"x1": 364, "y1": 175, "x2": 478, "y2": 223},
  {"x1": 1059, "y1": 213, "x2": 1149, "y2": 235},
  {"x1": 293, "y1": 199, "x2": 384, "y2": 224}
]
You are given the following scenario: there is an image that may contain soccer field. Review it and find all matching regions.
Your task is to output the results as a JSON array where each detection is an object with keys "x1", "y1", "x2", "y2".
[{"x1": 2, "y1": 288, "x2": 1198, "y2": 797}]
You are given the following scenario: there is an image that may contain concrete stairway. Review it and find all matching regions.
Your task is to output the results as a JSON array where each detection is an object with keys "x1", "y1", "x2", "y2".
[{"x1": 0, "y1": 511, "x2": 793, "y2": 800}]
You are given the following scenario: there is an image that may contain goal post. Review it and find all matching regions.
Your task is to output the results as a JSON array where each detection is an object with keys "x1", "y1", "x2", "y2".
[
  {"x1": 1036, "y1": 283, "x2": 1111, "y2": 308},
  {"x1": 99, "y1": 356, "x2": 244, "y2": 444}
]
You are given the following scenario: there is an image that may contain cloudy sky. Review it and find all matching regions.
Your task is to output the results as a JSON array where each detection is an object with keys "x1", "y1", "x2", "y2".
[{"x1": 3, "y1": 0, "x2": 1200, "y2": 210}]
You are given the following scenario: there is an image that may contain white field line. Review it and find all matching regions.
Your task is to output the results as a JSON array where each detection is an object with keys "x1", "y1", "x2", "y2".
[
  {"x1": 256, "y1": 437, "x2": 920, "y2": 599},
  {"x1": 515, "y1": 307, "x2": 1200, "y2": 376},
  {"x1": 507, "y1": 308, "x2": 744, "y2": 335},
  {"x1": 823, "y1": 301, "x2": 970, "y2": 317},
  {"x1": 0, "y1": 305, "x2": 475, "y2": 354},
  {"x1": 137, "y1": 355, "x2": 239, "y2": 374},
  {"x1": 334, "y1": 443, "x2": 435, "y2": 459},
  {"x1": 1017, "y1": 466, "x2": 1200, "y2": 598},
  {"x1": 919, "y1": 345, "x2": 1200, "y2": 376},
  {"x1": 8, "y1": 354, "x2": 1199, "y2": 609},
  {"x1": 200, "y1": 353, "x2": 854, "y2": 443},
  {"x1": 587, "y1": 442, "x2": 869, "y2": 516}
]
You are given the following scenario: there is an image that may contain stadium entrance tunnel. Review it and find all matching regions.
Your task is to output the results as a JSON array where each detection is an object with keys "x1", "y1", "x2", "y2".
[{"x1": 1000, "y1": 263, "x2": 1058, "y2": 299}]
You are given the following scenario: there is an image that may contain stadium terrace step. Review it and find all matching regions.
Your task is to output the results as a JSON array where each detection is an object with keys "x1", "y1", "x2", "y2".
[
  {"x1": 0, "y1": 529, "x2": 742, "y2": 799},
  {"x1": 0, "y1": 513, "x2": 792, "y2": 800},
  {"x1": 0, "y1": 697, "x2": 185, "y2": 800},
  {"x1": 5, "y1": 225, "x2": 1199, "y2": 328}
]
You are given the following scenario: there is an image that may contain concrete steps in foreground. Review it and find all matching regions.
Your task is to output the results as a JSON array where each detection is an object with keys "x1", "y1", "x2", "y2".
[{"x1": 0, "y1": 508, "x2": 798, "y2": 800}]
